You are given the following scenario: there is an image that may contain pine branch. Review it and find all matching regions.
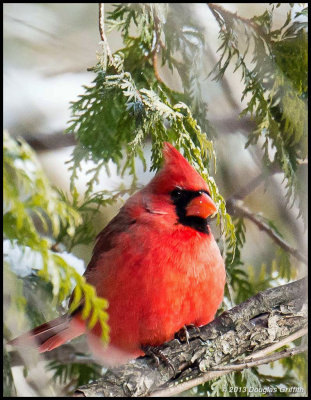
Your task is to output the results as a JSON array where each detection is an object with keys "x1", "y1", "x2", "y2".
[
  {"x1": 73, "y1": 277, "x2": 307, "y2": 397},
  {"x1": 207, "y1": 1, "x2": 307, "y2": 227}
]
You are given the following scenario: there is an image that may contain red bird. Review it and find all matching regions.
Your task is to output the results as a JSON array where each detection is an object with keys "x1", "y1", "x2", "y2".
[{"x1": 9, "y1": 142, "x2": 225, "y2": 365}]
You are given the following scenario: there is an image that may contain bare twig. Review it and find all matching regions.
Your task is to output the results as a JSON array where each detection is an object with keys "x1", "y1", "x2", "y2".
[
  {"x1": 151, "y1": 8, "x2": 164, "y2": 85},
  {"x1": 233, "y1": 173, "x2": 267, "y2": 200},
  {"x1": 210, "y1": 116, "x2": 256, "y2": 136},
  {"x1": 230, "y1": 201, "x2": 307, "y2": 265},
  {"x1": 207, "y1": 3, "x2": 264, "y2": 36},
  {"x1": 210, "y1": 344, "x2": 307, "y2": 372},
  {"x1": 98, "y1": 3, "x2": 118, "y2": 71},
  {"x1": 98, "y1": 3, "x2": 113, "y2": 62},
  {"x1": 5, "y1": 14, "x2": 59, "y2": 40},
  {"x1": 226, "y1": 161, "x2": 282, "y2": 207},
  {"x1": 297, "y1": 158, "x2": 308, "y2": 165},
  {"x1": 225, "y1": 162, "x2": 307, "y2": 266},
  {"x1": 205, "y1": 40, "x2": 242, "y2": 112},
  {"x1": 227, "y1": 170, "x2": 278, "y2": 204},
  {"x1": 244, "y1": 327, "x2": 308, "y2": 360},
  {"x1": 152, "y1": 49, "x2": 164, "y2": 85},
  {"x1": 98, "y1": 3, "x2": 105, "y2": 42}
]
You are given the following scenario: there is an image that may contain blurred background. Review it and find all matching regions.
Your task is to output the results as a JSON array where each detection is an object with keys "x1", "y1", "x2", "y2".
[
  {"x1": 3, "y1": 3, "x2": 307, "y2": 396},
  {"x1": 4, "y1": 2, "x2": 307, "y2": 270}
]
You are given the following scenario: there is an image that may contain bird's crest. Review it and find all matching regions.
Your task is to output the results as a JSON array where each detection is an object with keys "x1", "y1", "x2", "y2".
[{"x1": 148, "y1": 142, "x2": 209, "y2": 194}]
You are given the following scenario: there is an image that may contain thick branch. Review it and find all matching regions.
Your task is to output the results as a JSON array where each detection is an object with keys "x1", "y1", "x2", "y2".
[
  {"x1": 73, "y1": 277, "x2": 307, "y2": 397},
  {"x1": 150, "y1": 336, "x2": 308, "y2": 397}
]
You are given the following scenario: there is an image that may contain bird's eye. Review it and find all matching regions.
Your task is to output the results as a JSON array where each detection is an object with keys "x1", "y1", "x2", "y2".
[{"x1": 172, "y1": 188, "x2": 182, "y2": 199}]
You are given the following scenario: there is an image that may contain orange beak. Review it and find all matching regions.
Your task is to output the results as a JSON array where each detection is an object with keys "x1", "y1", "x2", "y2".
[{"x1": 185, "y1": 192, "x2": 217, "y2": 219}]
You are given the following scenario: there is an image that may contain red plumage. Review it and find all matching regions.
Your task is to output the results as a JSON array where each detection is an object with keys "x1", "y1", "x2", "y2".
[{"x1": 9, "y1": 143, "x2": 225, "y2": 365}]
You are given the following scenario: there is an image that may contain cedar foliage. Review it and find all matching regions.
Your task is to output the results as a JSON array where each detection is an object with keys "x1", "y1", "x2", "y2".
[{"x1": 3, "y1": 3, "x2": 307, "y2": 396}]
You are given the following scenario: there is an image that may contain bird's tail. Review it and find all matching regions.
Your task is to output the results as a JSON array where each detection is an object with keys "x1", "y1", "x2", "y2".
[{"x1": 8, "y1": 315, "x2": 85, "y2": 353}]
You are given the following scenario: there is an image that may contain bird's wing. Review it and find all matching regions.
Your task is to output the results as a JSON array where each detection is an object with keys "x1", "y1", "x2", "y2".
[
  {"x1": 68, "y1": 192, "x2": 169, "y2": 311},
  {"x1": 68, "y1": 207, "x2": 136, "y2": 310}
]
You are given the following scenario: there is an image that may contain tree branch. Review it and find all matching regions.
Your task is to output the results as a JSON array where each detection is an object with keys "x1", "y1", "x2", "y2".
[
  {"x1": 225, "y1": 166, "x2": 307, "y2": 265},
  {"x1": 210, "y1": 343, "x2": 307, "y2": 372},
  {"x1": 152, "y1": 50, "x2": 163, "y2": 85},
  {"x1": 150, "y1": 339, "x2": 308, "y2": 397},
  {"x1": 19, "y1": 131, "x2": 76, "y2": 151},
  {"x1": 228, "y1": 200, "x2": 308, "y2": 265},
  {"x1": 73, "y1": 277, "x2": 307, "y2": 397},
  {"x1": 205, "y1": 40, "x2": 242, "y2": 112},
  {"x1": 227, "y1": 166, "x2": 279, "y2": 203},
  {"x1": 98, "y1": 3, "x2": 114, "y2": 65},
  {"x1": 19, "y1": 115, "x2": 254, "y2": 152},
  {"x1": 207, "y1": 3, "x2": 264, "y2": 37},
  {"x1": 244, "y1": 327, "x2": 308, "y2": 360}
]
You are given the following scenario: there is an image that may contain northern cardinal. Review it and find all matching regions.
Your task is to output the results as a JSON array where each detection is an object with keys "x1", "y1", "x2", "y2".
[{"x1": 9, "y1": 142, "x2": 225, "y2": 365}]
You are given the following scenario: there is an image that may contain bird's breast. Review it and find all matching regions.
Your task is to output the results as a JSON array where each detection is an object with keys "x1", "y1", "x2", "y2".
[{"x1": 91, "y1": 221, "x2": 225, "y2": 352}]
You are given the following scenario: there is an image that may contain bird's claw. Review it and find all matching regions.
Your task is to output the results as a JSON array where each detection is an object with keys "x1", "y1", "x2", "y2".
[
  {"x1": 175, "y1": 324, "x2": 200, "y2": 344},
  {"x1": 141, "y1": 344, "x2": 176, "y2": 376}
]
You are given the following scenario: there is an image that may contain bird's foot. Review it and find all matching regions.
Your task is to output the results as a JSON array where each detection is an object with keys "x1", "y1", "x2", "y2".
[
  {"x1": 174, "y1": 324, "x2": 200, "y2": 344},
  {"x1": 141, "y1": 344, "x2": 176, "y2": 376}
]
